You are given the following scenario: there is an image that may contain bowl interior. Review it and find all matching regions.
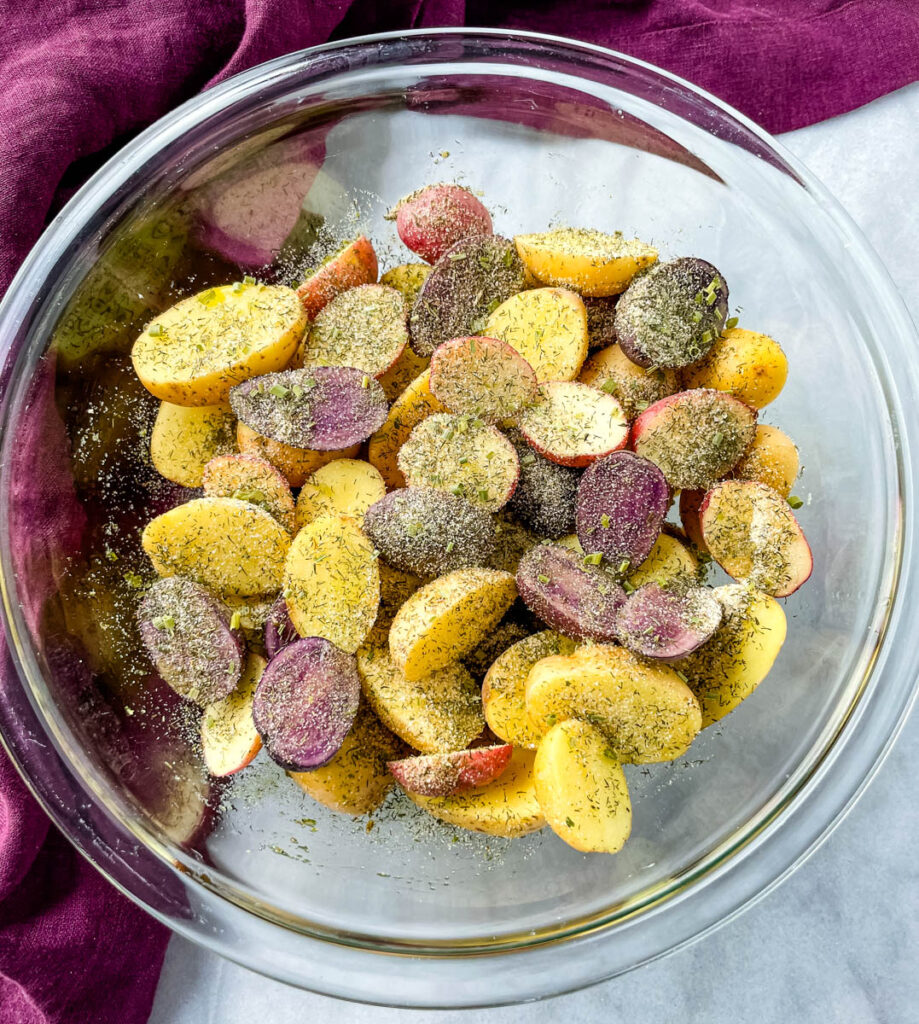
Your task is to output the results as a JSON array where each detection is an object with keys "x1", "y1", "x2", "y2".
[{"x1": 0, "y1": 33, "x2": 904, "y2": 958}]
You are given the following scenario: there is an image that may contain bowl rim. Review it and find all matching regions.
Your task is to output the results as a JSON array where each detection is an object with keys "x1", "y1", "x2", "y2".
[{"x1": 0, "y1": 26, "x2": 917, "y2": 1005}]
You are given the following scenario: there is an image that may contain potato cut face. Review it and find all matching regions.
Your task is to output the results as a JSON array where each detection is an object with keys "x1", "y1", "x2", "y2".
[
  {"x1": 732, "y1": 424, "x2": 799, "y2": 498},
  {"x1": 295, "y1": 458, "x2": 386, "y2": 530},
  {"x1": 628, "y1": 533, "x2": 699, "y2": 589},
  {"x1": 289, "y1": 701, "x2": 404, "y2": 815},
  {"x1": 356, "y1": 645, "x2": 483, "y2": 753},
  {"x1": 237, "y1": 421, "x2": 360, "y2": 488},
  {"x1": 534, "y1": 719, "x2": 632, "y2": 853},
  {"x1": 674, "y1": 585, "x2": 787, "y2": 726},
  {"x1": 514, "y1": 228, "x2": 657, "y2": 297},
  {"x1": 516, "y1": 381, "x2": 629, "y2": 467},
  {"x1": 482, "y1": 630, "x2": 579, "y2": 747},
  {"x1": 579, "y1": 344, "x2": 679, "y2": 421},
  {"x1": 368, "y1": 368, "x2": 448, "y2": 489},
  {"x1": 484, "y1": 287, "x2": 589, "y2": 382},
  {"x1": 132, "y1": 282, "x2": 306, "y2": 406},
  {"x1": 389, "y1": 744, "x2": 512, "y2": 798},
  {"x1": 142, "y1": 496, "x2": 291, "y2": 597},
  {"x1": 379, "y1": 263, "x2": 431, "y2": 308},
  {"x1": 389, "y1": 567, "x2": 517, "y2": 680},
  {"x1": 150, "y1": 402, "x2": 236, "y2": 488},
  {"x1": 429, "y1": 335, "x2": 538, "y2": 422},
  {"x1": 397, "y1": 412, "x2": 519, "y2": 511},
  {"x1": 378, "y1": 343, "x2": 430, "y2": 403},
  {"x1": 297, "y1": 283, "x2": 408, "y2": 378},
  {"x1": 681, "y1": 327, "x2": 788, "y2": 409},
  {"x1": 201, "y1": 653, "x2": 265, "y2": 777},
  {"x1": 525, "y1": 644, "x2": 702, "y2": 763},
  {"x1": 284, "y1": 514, "x2": 380, "y2": 653},
  {"x1": 203, "y1": 452, "x2": 296, "y2": 533},
  {"x1": 408, "y1": 747, "x2": 545, "y2": 837}
]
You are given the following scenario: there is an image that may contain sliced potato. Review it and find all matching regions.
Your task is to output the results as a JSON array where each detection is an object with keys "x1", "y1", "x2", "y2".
[
  {"x1": 675, "y1": 584, "x2": 787, "y2": 726},
  {"x1": 150, "y1": 402, "x2": 236, "y2": 487},
  {"x1": 484, "y1": 287, "x2": 588, "y2": 382},
  {"x1": 579, "y1": 344, "x2": 679, "y2": 420},
  {"x1": 514, "y1": 228, "x2": 657, "y2": 297},
  {"x1": 295, "y1": 459, "x2": 386, "y2": 530},
  {"x1": 367, "y1": 368, "x2": 448, "y2": 489},
  {"x1": 379, "y1": 262, "x2": 431, "y2": 308},
  {"x1": 525, "y1": 644, "x2": 701, "y2": 763},
  {"x1": 389, "y1": 567, "x2": 517, "y2": 681},
  {"x1": 289, "y1": 701, "x2": 404, "y2": 815},
  {"x1": 628, "y1": 533, "x2": 700, "y2": 589},
  {"x1": 732, "y1": 424, "x2": 799, "y2": 498},
  {"x1": 142, "y1": 496, "x2": 290, "y2": 596},
  {"x1": 297, "y1": 235, "x2": 378, "y2": 320},
  {"x1": 356, "y1": 645, "x2": 483, "y2": 753},
  {"x1": 284, "y1": 514, "x2": 380, "y2": 653},
  {"x1": 237, "y1": 421, "x2": 359, "y2": 488},
  {"x1": 132, "y1": 282, "x2": 306, "y2": 406},
  {"x1": 365, "y1": 563, "x2": 424, "y2": 649},
  {"x1": 202, "y1": 452, "x2": 296, "y2": 533},
  {"x1": 482, "y1": 630, "x2": 579, "y2": 748},
  {"x1": 534, "y1": 719, "x2": 632, "y2": 853},
  {"x1": 681, "y1": 327, "x2": 788, "y2": 409},
  {"x1": 378, "y1": 344, "x2": 430, "y2": 403},
  {"x1": 408, "y1": 747, "x2": 544, "y2": 837},
  {"x1": 200, "y1": 653, "x2": 265, "y2": 777}
]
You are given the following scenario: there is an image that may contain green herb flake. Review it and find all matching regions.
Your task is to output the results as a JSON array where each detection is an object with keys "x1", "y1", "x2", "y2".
[
  {"x1": 617, "y1": 559, "x2": 630, "y2": 575},
  {"x1": 230, "y1": 610, "x2": 242, "y2": 630},
  {"x1": 787, "y1": 495, "x2": 804, "y2": 509},
  {"x1": 123, "y1": 571, "x2": 144, "y2": 589},
  {"x1": 565, "y1": 817, "x2": 575, "y2": 829},
  {"x1": 152, "y1": 614, "x2": 175, "y2": 631},
  {"x1": 269, "y1": 383, "x2": 290, "y2": 398},
  {"x1": 583, "y1": 552, "x2": 603, "y2": 566},
  {"x1": 537, "y1": 574, "x2": 551, "y2": 584},
  {"x1": 600, "y1": 513, "x2": 610, "y2": 529},
  {"x1": 147, "y1": 323, "x2": 165, "y2": 337},
  {"x1": 726, "y1": 316, "x2": 739, "y2": 329},
  {"x1": 600, "y1": 379, "x2": 617, "y2": 394}
]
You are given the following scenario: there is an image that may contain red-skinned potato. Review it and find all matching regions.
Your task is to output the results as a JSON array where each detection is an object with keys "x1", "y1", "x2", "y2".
[
  {"x1": 679, "y1": 489, "x2": 708, "y2": 552},
  {"x1": 429, "y1": 335, "x2": 538, "y2": 422},
  {"x1": 515, "y1": 381, "x2": 629, "y2": 468},
  {"x1": 392, "y1": 184, "x2": 492, "y2": 264},
  {"x1": 297, "y1": 236, "x2": 378, "y2": 319},
  {"x1": 388, "y1": 743, "x2": 512, "y2": 797},
  {"x1": 615, "y1": 583, "x2": 722, "y2": 660}
]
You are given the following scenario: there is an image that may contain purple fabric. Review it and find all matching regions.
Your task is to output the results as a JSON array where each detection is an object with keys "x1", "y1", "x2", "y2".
[{"x1": 0, "y1": 3, "x2": 916, "y2": 1023}]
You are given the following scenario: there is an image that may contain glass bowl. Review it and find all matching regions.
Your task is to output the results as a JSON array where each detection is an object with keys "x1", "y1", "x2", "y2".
[{"x1": 0, "y1": 29, "x2": 917, "y2": 1009}]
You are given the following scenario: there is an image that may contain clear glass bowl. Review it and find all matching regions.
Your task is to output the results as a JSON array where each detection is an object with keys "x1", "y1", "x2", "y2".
[{"x1": 0, "y1": 29, "x2": 917, "y2": 1008}]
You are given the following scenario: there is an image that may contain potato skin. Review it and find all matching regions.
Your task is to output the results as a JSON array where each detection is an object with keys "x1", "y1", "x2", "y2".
[
  {"x1": 237, "y1": 421, "x2": 359, "y2": 488},
  {"x1": 731, "y1": 424, "x2": 799, "y2": 497},
  {"x1": 682, "y1": 327, "x2": 787, "y2": 409},
  {"x1": 579, "y1": 344, "x2": 679, "y2": 420}
]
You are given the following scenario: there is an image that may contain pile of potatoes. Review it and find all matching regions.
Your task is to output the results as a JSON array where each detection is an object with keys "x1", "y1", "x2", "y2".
[{"x1": 131, "y1": 183, "x2": 809, "y2": 855}]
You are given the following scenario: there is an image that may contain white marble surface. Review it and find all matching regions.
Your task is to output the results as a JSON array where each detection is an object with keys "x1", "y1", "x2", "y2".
[{"x1": 150, "y1": 83, "x2": 919, "y2": 1024}]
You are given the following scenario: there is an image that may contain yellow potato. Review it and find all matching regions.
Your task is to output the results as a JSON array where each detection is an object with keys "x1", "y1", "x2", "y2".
[
  {"x1": 557, "y1": 533, "x2": 583, "y2": 554},
  {"x1": 408, "y1": 748, "x2": 544, "y2": 837},
  {"x1": 142, "y1": 497, "x2": 290, "y2": 596},
  {"x1": 150, "y1": 402, "x2": 236, "y2": 487},
  {"x1": 484, "y1": 287, "x2": 588, "y2": 382},
  {"x1": 674, "y1": 584, "x2": 787, "y2": 726},
  {"x1": 628, "y1": 533, "x2": 699, "y2": 589},
  {"x1": 356, "y1": 646, "x2": 483, "y2": 753},
  {"x1": 295, "y1": 459, "x2": 386, "y2": 531},
  {"x1": 132, "y1": 281, "x2": 306, "y2": 406},
  {"x1": 367, "y1": 368, "x2": 447, "y2": 489},
  {"x1": 534, "y1": 719, "x2": 632, "y2": 854},
  {"x1": 732, "y1": 424, "x2": 799, "y2": 498},
  {"x1": 289, "y1": 702, "x2": 404, "y2": 815},
  {"x1": 526, "y1": 644, "x2": 702, "y2": 763},
  {"x1": 389, "y1": 567, "x2": 517, "y2": 681},
  {"x1": 378, "y1": 344, "x2": 430, "y2": 403},
  {"x1": 514, "y1": 228, "x2": 658, "y2": 297},
  {"x1": 579, "y1": 344, "x2": 679, "y2": 420},
  {"x1": 200, "y1": 653, "x2": 265, "y2": 777},
  {"x1": 681, "y1": 327, "x2": 788, "y2": 409},
  {"x1": 482, "y1": 631, "x2": 579, "y2": 748},
  {"x1": 284, "y1": 514, "x2": 380, "y2": 653},
  {"x1": 202, "y1": 453, "x2": 296, "y2": 533},
  {"x1": 379, "y1": 262, "x2": 431, "y2": 307},
  {"x1": 237, "y1": 421, "x2": 359, "y2": 488}
]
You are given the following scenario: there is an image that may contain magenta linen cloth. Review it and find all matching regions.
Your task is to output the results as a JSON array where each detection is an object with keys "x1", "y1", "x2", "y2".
[{"x1": 0, "y1": 3, "x2": 916, "y2": 1023}]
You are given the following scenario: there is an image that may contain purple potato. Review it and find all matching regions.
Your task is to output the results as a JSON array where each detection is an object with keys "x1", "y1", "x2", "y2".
[
  {"x1": 516, "y1": 543, "x2": 626, "y2": 643},
  {"x1": 614, "y1": 257, "x2": 729, "y2": 368},
  {"x1": 363, "y1": 488, "x2": 496, "y2": 578},
  {"x1": 137, "y1": 576, "x2": 244, "y2": 706},
  {"x1": 229, "y1": 366, "x2": 388, "y2": 450},
  {"x1": 409, "y1": 234, "x2": 527, "y2": 356},
  {"x1": 505, "y1": 428, "x2": 579, "y2": 539},
  {"x1": 264, "y1": 595, "x2": 299, "y2": 658},
  {"x1": 615, "y1": 583, "x2": 722, "y2": 660},
  {"x1": 576, "y1": 451, "x2": 670, "y2": 575},
  {"x1": 253, "y1": 637, "x2": 360, "y2": 771},
  {"x1": 584, "y1": 296, "x2": 619, "y2": 350}
]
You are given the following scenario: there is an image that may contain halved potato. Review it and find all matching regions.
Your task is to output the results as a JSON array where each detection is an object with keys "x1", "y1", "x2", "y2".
[
  {"x1": 681, "y1": 327, "x2": 788, "y2": 409},
  {"x1": 289, "y1": 702, "x2": 404, "y2": 815},
  {"x1": 525, "y1": 644, "x2": 701, "y2": 763},
  {"x1": 389, "y1": 567, "x2": 517, "y2": 681},
  {"x1": 628, "y1": 533, "x2": 700, "y2": 589},
  {"x1": 132, "y1": 282, "x2": 306, "y2": 406},
  {"x1": 200, "y1": 653, "x2": 265, "y2": 777},
  {"x1": 732, "y1": 424, "x2": 799, "y2": 498},
  {"x1": 408, "y1": 747, "x2": 544, "y2": 837},
  {"x1": 202, "y1": 452, "x2": 296, "y2": 533},
  {"x1": 674, "y1": 584, "x2": 787, "y2": 726},
  {"x1": 284, "y1": 514, "x2": 380, "y2": 653},
  {"x1": 295, "y1": 459, "x2": 386, "y2": 530},
  {"x1": 150, "y1": 402, "x2": 236, "y2": 487},
  {"x1": 534, "y1": 719, "x2": 632, "y2": 853},
  {"x1": 142, "y1": 496, "x2": 290, "y2": 596},
  {"x1": 484, "y1": 287, "x2": 588, "y2": 382},
  {"x1": 356, "y1": 645, "x2": 483, "y2": 753},
  {"x1": 237, "y1": 421, "x2": 359, "y2": 488},
  {"x1": 514, "y1": 228, "x2": 657, "y2": 297}
]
